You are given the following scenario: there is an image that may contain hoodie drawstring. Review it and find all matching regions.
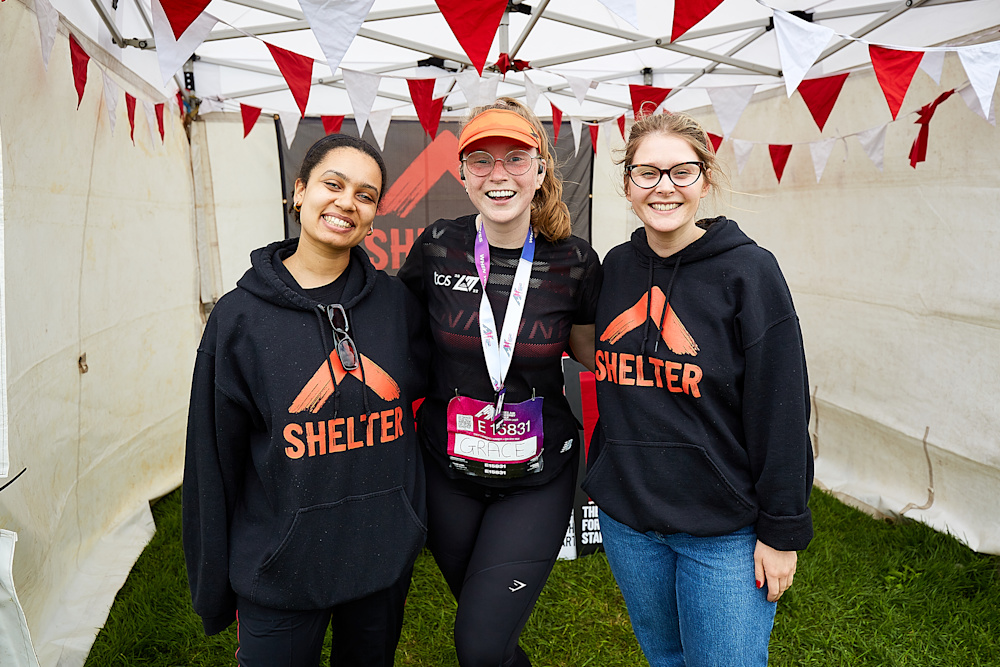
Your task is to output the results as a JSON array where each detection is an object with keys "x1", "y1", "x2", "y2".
[
  {"x1": 652, "y1": 255, "x2": 682, "y2": 354},
  {"x1": 315, "y1": 307, "x2": 342, "y2": 419},
  {"x1": 318, "y1": 305, "x2": 373, "y2": 419},
  {"x1": 640, "y1": 260, "x2": 655, "y2": 354}
]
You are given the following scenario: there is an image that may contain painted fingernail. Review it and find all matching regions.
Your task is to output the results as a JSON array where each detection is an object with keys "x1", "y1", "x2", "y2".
[{"x1": 756, "y1": 580, "x2": 762, "y2": 588}]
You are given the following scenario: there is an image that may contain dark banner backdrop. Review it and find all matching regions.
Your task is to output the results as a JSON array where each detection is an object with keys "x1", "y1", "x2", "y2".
[{"x1": 277, "y1": 118, "x2": 593, "y2": 274}]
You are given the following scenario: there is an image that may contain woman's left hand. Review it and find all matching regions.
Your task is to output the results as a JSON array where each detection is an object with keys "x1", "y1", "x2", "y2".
[{"x1": 754, "y1": 540, "x2": 797, "y2": 602}]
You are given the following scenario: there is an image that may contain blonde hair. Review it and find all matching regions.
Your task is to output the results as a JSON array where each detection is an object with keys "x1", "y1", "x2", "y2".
[
  {"x1": 462, "y1": 97, "x2": 571, "y2": 242},
  {"x1": 616, "y1": 111, "x2": 730, "y2": 198}
]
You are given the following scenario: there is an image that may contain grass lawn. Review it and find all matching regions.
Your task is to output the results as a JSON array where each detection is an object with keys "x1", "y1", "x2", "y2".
[{"x1": 85, "y1": 489, "x2": 1000, "y2": 666}]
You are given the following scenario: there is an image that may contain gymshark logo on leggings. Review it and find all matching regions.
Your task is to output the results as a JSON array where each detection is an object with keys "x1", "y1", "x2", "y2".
[{"x1": 509, "y1": 580, "x2": 526, "y2": 592}]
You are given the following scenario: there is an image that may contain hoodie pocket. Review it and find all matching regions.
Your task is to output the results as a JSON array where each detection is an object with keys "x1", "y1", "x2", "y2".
[
  {"x1": 582, "y1": 440, "x2": 756, "y2": 536},
  {"x1": 252, "y1": 487, "x2": 426, "y2": 609}
]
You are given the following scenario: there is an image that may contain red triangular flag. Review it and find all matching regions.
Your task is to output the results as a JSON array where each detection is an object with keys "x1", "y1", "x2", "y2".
[
  {"x1": 241, "y1": 104, "x2": 262, "y2": 138},
  {"x1": 495, "y1": 53, "x2": 511, "y2": 77},
  {"x1": 176, "y1": 91, "x2": 185, "y2": 118},
  {"x1": 550, "y1": 103, "x2": 563, "y2": 145},
  {"x1": 436, "y1": 0, "x2": 508, "y2": 75},
  {"x1": 617, "y1": 115, "x2": 626, "y2": 140},
  {"x1": 769, "y1": 144, "x2": 793, "y2": 182},
  {"x1": 797, "y1": 73, "x2": 850, "y2": 131},
  {"x1": 407, "y1": 79, "x2": 445, "y2": 139},
  {"x1": 629, "y1": 84, "x2": 671, "y2": 118},
  {"x1": 589, "y1": 124, "x2": 600, "y2": 153},
  {"x1": 161, "y1": 0, "x2": 211, "y2": 40},
  {"x1": 69, "y1": 33, "x2": 90, "y2": 109},
  {"x1": 707, "y1": 132, "x2": 724, "y2": 153},
  {"x1": 909, "y1": 89, "x2": 955, "y2": 168},
  {"x1": 126, "y1": 93, "x2": 137, "y2": 145},
  {"x1": 155, "y1": 102, "x2": 165, "y2": 142},
  {"x1": 672, "y1": 0, "x2": 725, "y2": 42},
  {"x1": 322, "y1": 115, "x2": 345, "y2": 135},
  {"x1": 265, "y1": 42, "x2": 314, "y2": 117},
  {"x1": 869, "y1": 45, "x2": 923, "y2": 120}
]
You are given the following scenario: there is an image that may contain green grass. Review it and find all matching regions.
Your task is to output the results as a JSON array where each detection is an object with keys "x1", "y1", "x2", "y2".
[{"x1": 85, "y1": 490, "x2": 1000, "y2": 666}]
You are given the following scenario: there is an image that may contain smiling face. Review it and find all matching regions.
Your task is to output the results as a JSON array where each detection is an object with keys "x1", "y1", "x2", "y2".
[
  {"x1": 462, "y1": 137, "x2": 545, "y2": 235},
  {"x1": 293, "y1": 147, "x2": 382, "y2": 256},
  {"x1": 626, "y1": 132, "x2": 710, "y2": 254}
]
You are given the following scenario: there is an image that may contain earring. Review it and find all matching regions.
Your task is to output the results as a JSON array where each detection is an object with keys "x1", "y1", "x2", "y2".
[
  {"x1": 367, "y1": 222, "x2": 375, "y2": 236},
  {"x1": 293, "y1": 201, "x2": 302, "y2": 212}
]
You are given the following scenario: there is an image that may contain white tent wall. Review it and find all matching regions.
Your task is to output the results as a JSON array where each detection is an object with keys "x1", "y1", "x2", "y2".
[
  {"x1": 688, "y1": 57, "x2": 998, "y2": 553},
  {"x1": 0, "y1": 3, "x2": 203, "y2": 665},
  {"x1": 200, "y1": 113, "x2": 284, "y2": 291}
]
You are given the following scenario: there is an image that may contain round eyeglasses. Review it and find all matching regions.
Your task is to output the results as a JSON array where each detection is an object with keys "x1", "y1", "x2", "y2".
[
  {"x1": 626, "y1": 161, "x2": 705, "y2": 189},
  {"x1": 463, "y1": 150, "x2": 540, "y2": 177}
]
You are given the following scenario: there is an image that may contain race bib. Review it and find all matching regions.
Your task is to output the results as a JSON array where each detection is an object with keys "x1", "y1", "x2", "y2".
[{"x1": 446, "y1": 396, "x2": 544, "y2": 479}]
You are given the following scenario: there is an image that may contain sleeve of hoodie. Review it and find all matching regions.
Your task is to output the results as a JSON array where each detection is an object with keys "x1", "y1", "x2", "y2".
[
  {"x1": 738, "y1": 251, "x2": 814, "y2": 552},
  {"x1": 182, "y1": 315, "x2": 253, "y2": 636}
]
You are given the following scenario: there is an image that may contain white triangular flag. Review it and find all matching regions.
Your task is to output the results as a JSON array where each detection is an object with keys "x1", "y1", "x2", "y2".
[
  {"x1": 142, "y1": 100, "x2": 159, "y2": 148},
  {"x1": 34, "y1": 0, "x2": 59, "y2": 70},
  {"x1": 298, "y1": 0, "x2": 375, "y2": 76},
  {"x1": 481, "y1": 76, "x2": 499, "y2": 107},
  {"x1": 958, "y1": 83, "x2": 996, "y2": 126},
  {"x1": 772, "y1": 8, "x2": 836, "y2": 97},
  {"x1": 809, "y1": 138, "x2": 836, "y2": 183},
  {"x1": 367, "y1": 108, "x2": 392, "y2": 151},
  {"x1": 601, "y1": 119, "x2": 622, "y2": 152},
  {"x1": 456, "y1": 70, "x2": 483, "y2": 107},
  {"x1": 597, "y1": 0, "x2": 638, "y2": 29},
  {"x1": 342, "y1": 69, "x2": 380, "y2": 136},
  {"x1": 564, "y1": 75, "x2": 596, "y2": 106},
  {"x1": 732, "y1": 139, "x2": 754, "y2": 175},
  {"x1": 101, "y1": 71, "x2": 119, "y2": 135},
  {"x1": 957, "y1": 42, "x2": 1000, "y2": 126},
  {"x1": 855, "y1": 125, "x2": 887, "y2": 172},
  {"x1": 707, "y1": 85, "x2": 756, "y2": 138},
  {"x1": 919, "y1": 50, "x2": 945, "y2": 85},
  {"x1": 279, "y1": 113, "x2": 301, "y2": 149},
  {"x1": 151, "y1": 0, "x2": 218, "y2": 86},
  {"x1": 570, "y1": 116, "x2": 583, "y2": 157},
  {"x1": 523, "y1": 73, "x2": 540, "y2": 112}
]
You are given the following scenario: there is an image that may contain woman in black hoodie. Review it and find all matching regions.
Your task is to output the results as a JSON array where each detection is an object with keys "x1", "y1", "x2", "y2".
[
  {"x1": 183, "y1": 134, "x2": 427, "y2": 667},
  {"x1": 582, "y1": 112, "x2": 813, "y2": 666}
]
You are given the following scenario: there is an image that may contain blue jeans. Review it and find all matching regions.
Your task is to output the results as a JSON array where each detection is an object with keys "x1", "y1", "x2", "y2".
[{"x1": 599, "y1": 510, "x2": 775, "y2": 667}]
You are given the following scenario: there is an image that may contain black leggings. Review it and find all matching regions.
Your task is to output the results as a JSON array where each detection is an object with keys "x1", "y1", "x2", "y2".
[{"x1": 425, "y1": 459, "x2": 576, "y2": 667}]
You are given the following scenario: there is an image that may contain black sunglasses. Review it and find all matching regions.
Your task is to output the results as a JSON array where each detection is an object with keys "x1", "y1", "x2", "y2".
[{"x1": 326, "y1": 304, "x2": 359, "y2": 371}]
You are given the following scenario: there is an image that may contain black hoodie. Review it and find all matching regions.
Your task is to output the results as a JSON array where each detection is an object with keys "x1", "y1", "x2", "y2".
[
  {"x1": 582, "y1": 218, "x2": 813, "y2": 551},
  {"x1": 183, "y1": 238, "x2": 428, "y2": 635}
]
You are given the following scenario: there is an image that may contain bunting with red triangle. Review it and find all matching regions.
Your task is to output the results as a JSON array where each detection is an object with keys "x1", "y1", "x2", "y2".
[
  {"x1": 407, "y1": 79, "x2": 445, "y2": 139},
  {"x1": 797, "y1": 73, "x2": 850, "y2": 131},
  {"x1": 435, "y1": 0, "x2": 508, "y2": 75},
  {"x1": 869, "y1": 46, "x2": 923, "y2": 120},
  {"x1": 265, "y1": 42, "x2": 314, "y2": 117},
  {"x1": 629, "y1": 84, "x2": 671, "y2": 118}
]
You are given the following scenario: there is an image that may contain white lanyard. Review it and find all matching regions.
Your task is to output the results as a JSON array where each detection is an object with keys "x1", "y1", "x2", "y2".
[{"x1": 474, "y1": 220, "x2": 535, "y2": 418}]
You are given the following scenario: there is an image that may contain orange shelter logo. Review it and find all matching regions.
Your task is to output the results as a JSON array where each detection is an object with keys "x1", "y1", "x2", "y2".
[{"x1": 596, "y1": 287, "x2": 703, "y2": 397}]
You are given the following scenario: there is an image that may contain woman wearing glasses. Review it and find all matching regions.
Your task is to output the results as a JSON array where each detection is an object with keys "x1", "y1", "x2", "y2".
[
  {"x1": 183, "y1": 134, "x2": 428, "y2": 666},
  {"x1": 398, "y1": 98, "x2": 602, "y2": 666},
  {"x1": 582, "y1": 111, "x2": 813, "y2": 666}
]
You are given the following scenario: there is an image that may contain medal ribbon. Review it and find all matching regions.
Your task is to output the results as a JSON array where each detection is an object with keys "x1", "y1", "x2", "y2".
[{"x1": 474, "y1": 221, "x2": 535, "y2": 419}]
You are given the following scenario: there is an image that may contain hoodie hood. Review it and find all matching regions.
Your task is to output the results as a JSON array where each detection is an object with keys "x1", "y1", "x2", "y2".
[
  {"x1": 628, "y1": 217, "x2": 756, "y2": 355},
  {"x1": 629, "y1": 216, "x2": 755, "y2": 267},
  {"x1": 238, "y1": 237, "x2": 377, "y2": 311}
]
